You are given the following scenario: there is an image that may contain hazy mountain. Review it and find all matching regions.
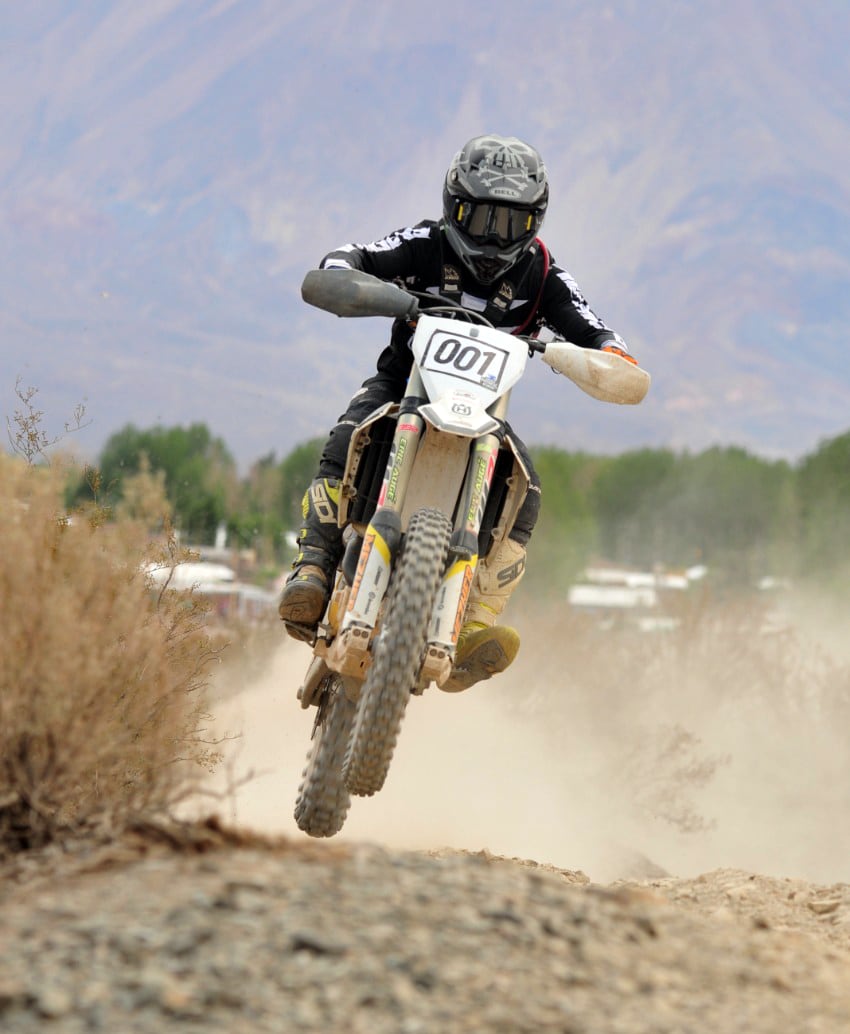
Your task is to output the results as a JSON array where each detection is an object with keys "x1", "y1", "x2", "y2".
[{"x1": 1, "y1": 1, "x2": 848, "y2": 468}]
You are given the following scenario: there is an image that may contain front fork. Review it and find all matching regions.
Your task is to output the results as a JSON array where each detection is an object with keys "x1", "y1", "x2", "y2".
[
  {"x1": 327, "y1": 370, "x2": 507, "y2": 687},
  {"x1": 418, "y1": 426, "x2": 502, "y2": 687},
  {"x1": 326, "y1": 371, "x2": 428, "y2": 677}
]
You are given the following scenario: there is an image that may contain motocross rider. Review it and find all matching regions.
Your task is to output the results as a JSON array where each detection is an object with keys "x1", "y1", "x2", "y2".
[{"x1": 280, "y1": 134, "x2": 636, "y2": 690}]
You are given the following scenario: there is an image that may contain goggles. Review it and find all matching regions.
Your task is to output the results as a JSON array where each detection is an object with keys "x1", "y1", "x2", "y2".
[{"x1": 450, "y1": 198, "x2": 541, "y2": 246}]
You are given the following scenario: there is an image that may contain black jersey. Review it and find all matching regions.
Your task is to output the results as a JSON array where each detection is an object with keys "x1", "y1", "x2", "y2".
[{"x1": 320, "y1": 220, "x2": 626, "y2": 364}]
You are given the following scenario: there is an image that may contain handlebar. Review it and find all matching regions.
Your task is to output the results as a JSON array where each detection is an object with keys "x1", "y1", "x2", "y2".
[
  {"x1": 302, "y1": 267, "x2": 649, "y2": 404},
  {"x1": 303, "y1": 267, "x2": 547, "y2": 334}
]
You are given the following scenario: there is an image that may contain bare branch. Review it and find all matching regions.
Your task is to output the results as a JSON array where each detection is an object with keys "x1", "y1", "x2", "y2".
[{"x1": 6, "y1": 379, "x2": 90, "y2": 465}]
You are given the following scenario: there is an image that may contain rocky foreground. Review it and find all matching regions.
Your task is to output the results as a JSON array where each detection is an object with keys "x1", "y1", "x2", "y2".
[{"x1": 1, "y1": 820, "x2": 849, "y2": 1033}]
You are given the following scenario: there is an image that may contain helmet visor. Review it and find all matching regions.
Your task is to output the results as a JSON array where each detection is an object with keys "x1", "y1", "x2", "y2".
[{"x1": 451, "y1": 199, "x2": 541, "y2": 246}]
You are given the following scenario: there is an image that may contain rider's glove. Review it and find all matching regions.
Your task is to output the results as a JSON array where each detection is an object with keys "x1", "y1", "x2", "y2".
[{"x1": 601, "y1": 342, "x2": 639, "y2": 366}]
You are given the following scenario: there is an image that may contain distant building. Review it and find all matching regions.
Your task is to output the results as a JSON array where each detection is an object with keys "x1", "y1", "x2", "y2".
[
  {"x1": 146, "y1": 559, "x2": 277, "y2": 623},
  {"x1": 567, "y1": 561, "x2": 707, "y2": 630}
]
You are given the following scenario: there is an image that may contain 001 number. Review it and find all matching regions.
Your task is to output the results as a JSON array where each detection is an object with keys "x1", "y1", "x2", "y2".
[{"x1": 426, "y1": 337, "x2": 505, "y2": 382}]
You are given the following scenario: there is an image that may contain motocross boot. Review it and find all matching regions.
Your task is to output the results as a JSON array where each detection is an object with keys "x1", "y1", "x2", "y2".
[
  {"x1": 279, "y1": 477, "x2": 344, "y2": 641},
  {"x1": 442, "y1": 538, "x2": 526, "y2": 692}
]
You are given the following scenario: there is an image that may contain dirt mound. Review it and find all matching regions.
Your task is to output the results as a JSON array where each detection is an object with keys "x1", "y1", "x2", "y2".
[
  {"x1": 1, "y1": 831, "x2": 849, "y2": 1033},
  {"x1": 5, "y1": 596, "x2": 848, "y2": 1030}
]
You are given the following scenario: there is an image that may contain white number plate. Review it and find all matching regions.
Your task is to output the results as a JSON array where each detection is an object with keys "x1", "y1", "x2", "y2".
[{"x1": 419, "y1": 327, "x2": 510, "y2": 392}]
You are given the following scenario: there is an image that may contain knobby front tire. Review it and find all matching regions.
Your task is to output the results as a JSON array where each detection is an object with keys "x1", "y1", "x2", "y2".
[{"x1": 342, "y1": 508, "x2": 452, "y2": 797}]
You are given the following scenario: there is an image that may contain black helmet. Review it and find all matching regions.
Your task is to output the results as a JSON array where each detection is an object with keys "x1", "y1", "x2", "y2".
[{"x1": 442, "y1": 134, "x2": 549, "y2": 284}]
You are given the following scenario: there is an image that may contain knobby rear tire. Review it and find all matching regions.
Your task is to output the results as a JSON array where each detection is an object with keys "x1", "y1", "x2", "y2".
[
  {"x1": 294, "y1": 676, "x2": 357, "y2": 837},
  {"x1": 342, "y1": 507, "x2": 452, "y2": 797}
]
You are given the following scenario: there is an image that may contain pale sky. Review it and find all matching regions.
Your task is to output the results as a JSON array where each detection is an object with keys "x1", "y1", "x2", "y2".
[{"x1": 2, "y1": 1, "x2": 849, "y2": 470}]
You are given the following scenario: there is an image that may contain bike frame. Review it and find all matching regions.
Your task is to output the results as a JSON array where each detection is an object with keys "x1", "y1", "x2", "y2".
[{"x1": 324, "y1": 314, "x2": 530, "y2": 689}]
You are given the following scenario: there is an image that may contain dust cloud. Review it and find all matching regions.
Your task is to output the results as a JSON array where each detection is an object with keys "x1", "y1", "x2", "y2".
[
  {"x1": 208, "y1": 594, "x2": 850, "y2": 886},
  {"x1": 210, "y1": 639, "x2": 626, "y2": 878}
]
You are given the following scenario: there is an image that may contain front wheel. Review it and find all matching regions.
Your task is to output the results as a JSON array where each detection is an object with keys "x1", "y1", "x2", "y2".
[
  {"x1": 294, "y1": 676, "x2": 357, "y2": 837},
  {"x1": 343, "y1": 507, "x2": 452, "y2": 797}
]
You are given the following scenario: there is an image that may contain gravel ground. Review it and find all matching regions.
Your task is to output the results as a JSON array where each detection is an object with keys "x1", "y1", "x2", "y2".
[{"x1": 1, "y1": 821, "x2": 850, "y2": 1033}]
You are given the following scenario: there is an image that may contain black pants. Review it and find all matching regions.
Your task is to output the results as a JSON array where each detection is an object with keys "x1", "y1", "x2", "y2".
[{"x1": 317, "y1": 373, "x2": 541, "y2": 546}]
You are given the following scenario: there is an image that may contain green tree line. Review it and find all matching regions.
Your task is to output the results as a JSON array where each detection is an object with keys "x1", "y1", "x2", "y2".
[{"x1": 68, "y1": 423, "x2": 850, "y2": 591}]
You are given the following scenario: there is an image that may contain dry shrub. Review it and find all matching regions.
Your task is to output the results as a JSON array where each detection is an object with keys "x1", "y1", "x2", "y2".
[{"x1": 0, "y1": 454, "x2": 220, "y2": 854}]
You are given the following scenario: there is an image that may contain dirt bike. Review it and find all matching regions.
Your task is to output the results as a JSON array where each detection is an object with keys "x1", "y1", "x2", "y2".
[{"x1": 290, "y1": 267, "x2": 650, "y2": 837}]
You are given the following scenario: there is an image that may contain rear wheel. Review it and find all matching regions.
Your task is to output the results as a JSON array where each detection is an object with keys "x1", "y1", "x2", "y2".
[
  {"x1": 343, "y1": 508, "x2": 451, "y2": 797},
  {"x1": 294, "y1": 676, "x2": 357, "y2": 837}
]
